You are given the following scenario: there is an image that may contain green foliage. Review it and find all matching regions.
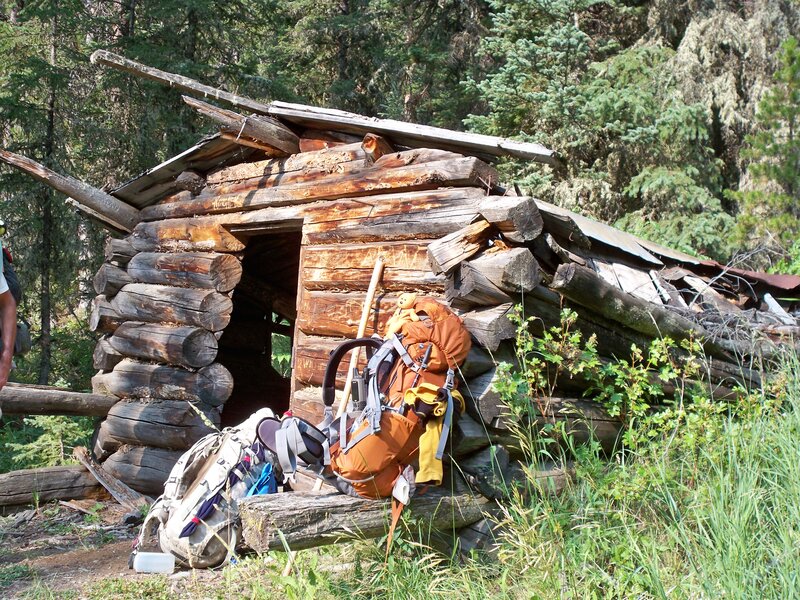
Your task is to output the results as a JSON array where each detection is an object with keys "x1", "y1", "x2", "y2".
[
  {"x1": 3, "y1": 415, "x2": 94, "y2": 471},
  {"x1": 733, "y1": 37, "x2": 800, "y2": 254}
]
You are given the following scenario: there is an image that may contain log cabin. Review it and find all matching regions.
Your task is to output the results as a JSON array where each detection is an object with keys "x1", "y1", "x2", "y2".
[{"x1": 1, "y1": 51, "x2": 798, "y2": 529}]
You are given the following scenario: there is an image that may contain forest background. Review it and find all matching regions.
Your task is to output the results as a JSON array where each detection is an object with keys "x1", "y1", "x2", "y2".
[{"x1": 0, "y1": 0, "x2": 798, "y2": 466}]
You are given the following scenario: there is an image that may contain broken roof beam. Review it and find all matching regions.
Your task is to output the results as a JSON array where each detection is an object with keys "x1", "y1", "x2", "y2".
[
  {"x1": 90, "y1": 49, "x2": 558, "y2": 166},
  {"x1": 182, "y1": 96, "x2": 300, "y2": 156},
  {"x1": 0, "y1": 149, "x2": 140, "y2": 232},
  {"x1": 90, "y1": 50, "x2": 273, "y2": 115}
]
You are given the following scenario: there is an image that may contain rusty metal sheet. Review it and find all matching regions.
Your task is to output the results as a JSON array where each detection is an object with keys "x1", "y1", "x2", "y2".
[{"x1": 112, "y1": 134, "x2": 257, "y2": 209}]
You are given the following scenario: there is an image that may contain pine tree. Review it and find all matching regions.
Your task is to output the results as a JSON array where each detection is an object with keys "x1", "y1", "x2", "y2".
[{"x1": 733, "y1": 37, "x2": 800, "y2": 253}]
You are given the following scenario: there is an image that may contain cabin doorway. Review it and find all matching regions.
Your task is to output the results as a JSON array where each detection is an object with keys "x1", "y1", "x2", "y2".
[{"x1": 217, "y1": 230, "x2": 301, "y2": 427}]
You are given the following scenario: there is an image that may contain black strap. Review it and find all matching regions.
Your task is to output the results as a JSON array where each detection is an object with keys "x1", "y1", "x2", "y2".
[{"x1": 321, "y1": 337, "x2": 383, "y2": 408}]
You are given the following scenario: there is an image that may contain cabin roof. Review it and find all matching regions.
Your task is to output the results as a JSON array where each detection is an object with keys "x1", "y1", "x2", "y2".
[{"x1": 110, "y1": 102, "x2": 556, "y2": 209}]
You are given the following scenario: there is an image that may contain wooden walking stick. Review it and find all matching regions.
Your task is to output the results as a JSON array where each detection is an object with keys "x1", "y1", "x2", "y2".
[{"x1": 279, "y1": 258, "x2": 386, "y2": 575}]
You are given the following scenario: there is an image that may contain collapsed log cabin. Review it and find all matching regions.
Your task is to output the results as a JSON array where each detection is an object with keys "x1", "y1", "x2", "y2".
[{"x1": 2, "y1": 51, "x2": 799, "y2": 550}]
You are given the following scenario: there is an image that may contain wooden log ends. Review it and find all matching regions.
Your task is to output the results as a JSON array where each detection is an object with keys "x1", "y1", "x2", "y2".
[
  {"x1": 111, "y1": 283, "x2": 233, "y2": 331},
  {"x1": 102, "y1": 399, "x2": 220, "y2": 451},
  {"x1": 93, "y1": 337, "x2": 124, "y2": 371},
  {"x1": 461, "y1": 302, "x2": 516, "y2": 352},
  {"x1": 126, "y1": 252, "x2": 243, "y2": 292},
  {"x1": 109, "y1": 322, "x2": 218, "y2": 368},
  {"x1": 93, "y1": 263, "x2": 133, "y2": 297},
  {"x1": 103, "y1": 445, "x2": 183, "y2": 496},
  {"x1": 478, "y1": 196, "x2": 543, "y2": 243},
  {"x1": 427, "y1": 220, "x2": 493, "y2": 275},
  {"x1": 89, "y1": 295, "x2": 124, "y2": 334},
  {"x1": 174, "y1": 170, "x2": 206, "y2": 195},
  {"x1": 104, "y1": 237, "x2": 137, "y2": 265},
  {"x1": 468, "y1": 248, "x2": 540, "y2": 294},
  {"x1": 92, "y1": 359, "x2": 233, "y2": 406}
]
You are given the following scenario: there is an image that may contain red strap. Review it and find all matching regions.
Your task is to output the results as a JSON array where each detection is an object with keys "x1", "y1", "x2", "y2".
[{"x1": 385, "y1": 497, "x2": 405, "y2": 560}]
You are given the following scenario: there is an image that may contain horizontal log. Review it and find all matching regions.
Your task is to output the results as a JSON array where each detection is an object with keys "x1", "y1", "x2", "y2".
[
  {"x1": 206, "y1": 147, "x2": 460, "y2": 198},
  {"x1": 290, "y1": 386, "x2": 328, "y2": 423},
  {"x1": 126, "y1": 252, "x2": 242, "y2": 292},
  {"x1": 104, "y1": 237, "x2": 137, "y2": 265},
  {"x1": 0, "y1": 383, "x2": 118, "y2": 417},
  {"x1": 140, "y1": 157, "x2": 498, "y2": 221},
  {"x1": 478, "y1": 196, "x2": 543, "y2": 243},
  {"x1": 91, "y1": 359, "x2": 233, "y2": 406},
  {"x1": 93, "y1": 337, "x2": 124, "y2": 370},
  {"x1": 183, "y1": 95, "x2": 300, "y2": 155},
  {"x1": 296, "y1": 291, "x2": 397, "y2": 338},
  {"x1": 131, "y1": 218, "x2": 245, "y2": 252},
  {"x1": 93, "y1": 263, "x2": 133, "y2": 296},
  {"x1": 111, "y1": 283, "x2": 233, "y2": 331},
  {"x1": 302, "y1": 188, "x2": 486, "y2": 245},
  {"x1": 89, "y1": 295, "x2": 124, "y2": 334},
  {"x1": 0, "y1": 465, "x2": 103, "y2": 507},
  {"x1": 461, "y1": 303, "x2": 516, "y2": 352},
  {"x1": 93, "y1": 421, "x2": 121, "y2": 461},
  {"x1": 446, "y1": 261, "x2": 513, "y2": 310},
  {"x1": 462, "y1": 366, "x2": 509, "y2": 426},
  {"x1": 102, "y1": 399, "x2": 220, "y2": 451},
  {"x1": 293, "y1": 332, "x2": 364, "y2": 388},
  {"x1": 109, "y1": 322, "x2": 218, "y2": 368},
  {"x1": 206, "y1": 143, "x2": 365, "y2": 185},
  {"x1": 174, "y1": 170, "x2": 206, "y2": 195},
  {"x1": 301, "y1": 241, "x2": 443, "y2": 292},
  {"x1": 102, "y1": 445, "x2": 183, "y2": 496},
  {"x1": 451, "y1": 413, "x2": 491, "y2": 457},
  {"x1": 240, "y1": 488, "x2": 489, "y2": 552},
  {"x1": 427, "y1": 220, "x2": 493, "y2": 275},
  {"x1": 468, "y1": 248, "x2": 540, "y2": 295}
]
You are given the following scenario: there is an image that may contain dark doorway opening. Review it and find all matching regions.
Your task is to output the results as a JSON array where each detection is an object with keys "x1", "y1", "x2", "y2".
[{"x1": 217, "y1": 230, "x2": 301, "y2": 427}]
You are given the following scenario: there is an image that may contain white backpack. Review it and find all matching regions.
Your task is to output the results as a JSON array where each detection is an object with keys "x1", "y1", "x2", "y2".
[{"x1": 132, "y1": 408, "x2": 277, "y2": 569}]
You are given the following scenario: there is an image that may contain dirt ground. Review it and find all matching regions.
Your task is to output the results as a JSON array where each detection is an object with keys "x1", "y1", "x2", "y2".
[{"x1": 0, "y1": 500, "x2": 142, "y2": 598}]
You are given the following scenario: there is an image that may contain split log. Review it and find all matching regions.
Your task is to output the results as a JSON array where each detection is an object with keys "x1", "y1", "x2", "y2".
[
  {"x1": 0, "y1": 383, "x2": 118, "y2": 417},
  {"x1": 459, "y1": 345, "x2": 498, "y2": 379},
  {"x1": 102, "y1": 399, "x2": 220, "y2": 451},
  {"x1": 0, "y1": 465, "x2": 103, "y2": 507},
  {"x1": 462, "y1": 366, "x2": 509, "y2": 426},
  {"x1": 126, "y1": 251, "x2": 243, "y2": 292},
  {"x1": 297, "y1": 291, "x2": 397, "y2": 338},
  {"x1": 109, "y1": 322, "x2": 218, "y2": 368},
  {"x1": 183, "y1": 96, "x2": 300, "y2": 155},
  {"x1": 89, "y1": 295, "x2": 124, "y2": 334},
  {"x1": 478, "y1": 196, "x2": 543, "y2": 243},
  {"x1": 451, "y1": 413, "x2": 491, "y2": 457},
  {"x1": 0, "y1": 148, "x2": 140, "y2": 232},
  {"x1": 461, "y1": 303, "x2": 516, "y2": 352},
  {"x1": 446, "y1": 261, "x2": 513, "y2": 310},
  {"x1": 91, "y1": 359, "x2": 233, "y2": 406},
  {"x1": 131, "y1": 217, "x2": 245, "y2": 252},
  {"x1": 235, "y1": 273, "x2": 297, "y2": 321},
  {"x1": 174, "y1": 170, "x2": 206, "y2": 195},
  {"x1": 467, "y1": 248, "x2": 540, "y2": 295},
  {"x1": 361, "y1": 133, "x2": 394, "y2": 165},
  {"x1": 93, "y1": 263, "x2": 133, "y2": 297},
  {"x1": 140, "y1": 157, "x2": 498, "y2": 221},
  {"x1": 240, "y1": 488, "x2": 489, "y2": 552},
  {"x1": 102, "y1": 445, "x2": 183, "y2": 496},
  {"x1": 72, "y1": 446, "x2": 151, "y2": 511},
  {"x1": 93, "y1": 337, "x2": 124, "y2": 371},
  {"x1": 428, "y1": 220, "x2": 493, "y2": 275},
  {"x1": 301, "y1": 241, "x2": 443, "y2": 292},
  {"x1": 111, "y1": 283, "x2": 233, "y2": 331},
  {"x1": 104, "y1": 237, "x2": 137, "y2": 265},
  {"x1": 302, "y1": 188, "x2": 486, "y2": 245}
]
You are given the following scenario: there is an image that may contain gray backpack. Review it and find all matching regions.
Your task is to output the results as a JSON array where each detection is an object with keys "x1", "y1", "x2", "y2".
[{"x1": 132, "y1": 408, "x2": 278, "y2": 569}]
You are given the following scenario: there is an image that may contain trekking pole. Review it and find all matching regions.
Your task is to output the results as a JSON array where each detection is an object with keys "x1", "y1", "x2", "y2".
[{"x1": 335, "y1": 256, "x2": 385, "y2": 420}]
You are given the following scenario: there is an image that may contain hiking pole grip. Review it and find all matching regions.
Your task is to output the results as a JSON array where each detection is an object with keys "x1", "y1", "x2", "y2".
[{"x1": 336, "y1": 257, "x2": 384, "y2": 419}]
